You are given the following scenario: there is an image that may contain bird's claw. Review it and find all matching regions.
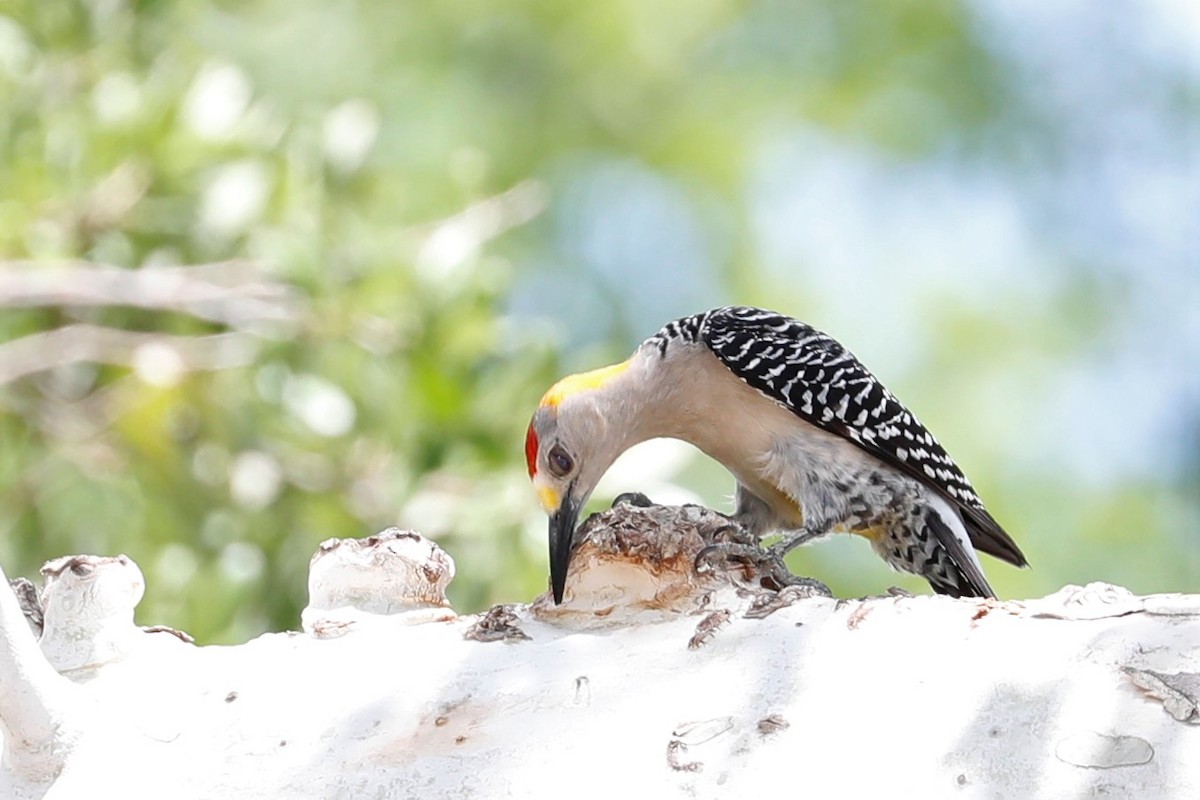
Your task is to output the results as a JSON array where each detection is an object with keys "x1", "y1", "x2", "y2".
[
  {"x1": 778, "y1": 575, "x2": 833, "y2": 597},
  {"x1": 694, "y1": 541, "x2": 764, "y2": 574},
  {"x1": 764, "y1": 527, "x2": 822, "y2": 559},
  {"x1": 710, "y1": 522, "x2": 759, "y2": 547}
]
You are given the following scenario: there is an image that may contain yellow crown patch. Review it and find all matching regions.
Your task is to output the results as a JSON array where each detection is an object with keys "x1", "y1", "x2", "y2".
[{"x1": 541, "y1": 359, "x2": 631, "y2": 408}]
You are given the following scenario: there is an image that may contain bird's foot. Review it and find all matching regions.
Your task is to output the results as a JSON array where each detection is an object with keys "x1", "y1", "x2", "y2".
[{"x1": 694, "y1": 538, "x2": 831, "y2": 598}]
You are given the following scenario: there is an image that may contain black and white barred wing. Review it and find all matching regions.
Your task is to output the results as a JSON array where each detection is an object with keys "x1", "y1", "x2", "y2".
[{"x1": 697, "y1": 306, "x2": 1026, "y2": 567}]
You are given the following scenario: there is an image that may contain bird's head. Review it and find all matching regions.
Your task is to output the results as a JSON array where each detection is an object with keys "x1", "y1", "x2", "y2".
[{"x1": 525, "y1": 359, "x2": 639, "y2": 604}]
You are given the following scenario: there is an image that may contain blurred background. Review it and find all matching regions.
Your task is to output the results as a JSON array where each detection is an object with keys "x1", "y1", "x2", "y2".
[{"x1": 0, "y1": 0, "x2": 1196, "y2": 643}]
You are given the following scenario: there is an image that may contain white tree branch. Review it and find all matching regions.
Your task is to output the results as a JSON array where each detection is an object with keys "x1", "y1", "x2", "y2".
[
  {"x1": 0, "y1": 560, "x2": 82, "y2": 792},
  {"x1": 1, "y1": 504, "x2": 1197, "y2": 799},
  {"x1": 0, "y1": 261, "x2": 301, "y2": 332},
  {"x1": 0, "y1": 324, "x2": 261, "y2": 387}
]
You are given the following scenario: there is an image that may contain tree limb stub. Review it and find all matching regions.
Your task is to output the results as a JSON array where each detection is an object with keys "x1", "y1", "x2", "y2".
[{"x1": 1, "y1": 503, "x2": 1198, "y2": 799}]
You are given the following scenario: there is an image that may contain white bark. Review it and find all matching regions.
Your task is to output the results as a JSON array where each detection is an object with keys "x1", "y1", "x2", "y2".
[
  {"x1": 1, "y1": 504, "x2": 1197, "y2": 799},
  {"x1": 0, "y1": 557, "x2": 83, "y2": 792}
]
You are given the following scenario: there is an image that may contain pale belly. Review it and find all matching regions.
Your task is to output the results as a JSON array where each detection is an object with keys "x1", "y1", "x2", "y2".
[{"x1": 740, "y1": 429, "x2": 920, "y2": 543}]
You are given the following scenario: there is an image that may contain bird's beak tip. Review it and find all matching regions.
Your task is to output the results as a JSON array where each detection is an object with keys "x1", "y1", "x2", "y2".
[{"x1": 548, "y1": 494, "x2": 580, "y2": 606}]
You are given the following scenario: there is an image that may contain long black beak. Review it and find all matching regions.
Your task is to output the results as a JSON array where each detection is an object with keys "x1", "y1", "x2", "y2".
[{"x1": 549, "y1": 492, "x2": 581, "y2": 605}]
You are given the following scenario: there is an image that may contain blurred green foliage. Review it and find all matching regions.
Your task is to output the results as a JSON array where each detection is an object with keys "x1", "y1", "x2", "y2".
[{"x1": 0, "y1": 0, "x2": 1195, "y2": 643}]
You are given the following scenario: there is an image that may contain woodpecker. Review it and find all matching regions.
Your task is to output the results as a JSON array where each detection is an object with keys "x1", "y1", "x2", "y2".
[{"x1": 526, "y1": 306, "x2": 1028, "y2": 604}]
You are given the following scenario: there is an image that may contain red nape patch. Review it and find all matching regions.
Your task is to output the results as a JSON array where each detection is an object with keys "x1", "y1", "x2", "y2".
[{"x1": 524, "y1": 422, "x2": 539, "y2": 478}]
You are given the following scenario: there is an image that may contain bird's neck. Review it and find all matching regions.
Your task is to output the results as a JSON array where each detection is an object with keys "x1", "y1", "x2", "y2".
[
  {"x1": 619, "y1": 341, "x2": 793, "y2": 474},
  {"x1": 603, "y1": 346, "x2": 693, "y2": 448}
]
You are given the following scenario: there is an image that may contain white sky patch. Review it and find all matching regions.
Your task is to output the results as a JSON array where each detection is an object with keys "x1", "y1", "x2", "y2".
[
  {"x1": 0, "y1": 17, "x2": 33, "y2": 77},
  {"x1": 283, "y1": 374, "x2": 356, "y2": 437},
  {"x1": 198, "y1": 159, "x2": 270, "y2": 237},
  {"x1": 132, "y1": 341, "x2": 186, "y2": 388},
  {"x1": 183, "y1": 61, "x2": 252, "y2": 140},
  {"x1": 229, "y1": 450, "x2": 283, "y2": 510},
  {"x1": 91, "y1": 72, "x2": 141, "y2": 125},
  {"x1": 400, "y1": 486, "x2": 458, "y2": 540},
  {"x1": 323, "y1": 98, "x2": 380, "y2": 173}
]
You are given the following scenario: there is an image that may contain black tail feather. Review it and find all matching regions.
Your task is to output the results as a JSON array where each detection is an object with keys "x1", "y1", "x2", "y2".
[{"x1": 925, "y1": 511, "x2": 996, "y2": 598}]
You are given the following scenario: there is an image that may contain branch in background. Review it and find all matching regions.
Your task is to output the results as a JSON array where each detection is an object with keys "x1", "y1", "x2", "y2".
[
  {"x1": 0, "y1": 324, "x2": 261, "y2": 387},
  {"x1": 410, "y1": 179, "x2": 549, "y2": 272},
  {"x1": 0, "y1": 181, "x2": 549, "y2": 390},
  {"x1": 0, "y1": 260, "x2": 303, "y2": 333},
  {"x1": 0, "y1": 179, "x2": 547, "y2": 328}
]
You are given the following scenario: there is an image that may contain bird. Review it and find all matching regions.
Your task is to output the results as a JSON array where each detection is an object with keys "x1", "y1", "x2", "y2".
[{"x1": 525, "y1": 305, "x2": 1028, "y2": 605}]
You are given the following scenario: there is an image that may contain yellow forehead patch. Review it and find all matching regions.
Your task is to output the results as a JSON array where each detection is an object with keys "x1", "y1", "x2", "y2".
[{"x1": 540, "y1": 359, "x2": 631, "y2": 408}]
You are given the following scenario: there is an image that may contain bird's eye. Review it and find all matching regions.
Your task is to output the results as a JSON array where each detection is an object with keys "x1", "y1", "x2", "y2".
[{"x1": 547, "y1": 445, "x2": 574, "y2": 478}]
